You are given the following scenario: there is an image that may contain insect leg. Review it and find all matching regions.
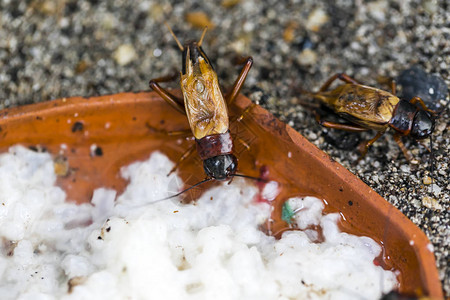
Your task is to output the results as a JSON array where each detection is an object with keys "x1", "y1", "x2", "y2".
[
  {"x1": 337, "y1": 73, "x2": 361, "y2": 85},
  {"x1": 315, "y1": 112, "x2": 369, "y2": 132},
  {"x1": 391, "y1": 80, "x2": 397, "y2": 95},
  {"x1": 318, "y1": 74, "x2": 340, "y2": 92},
  {"x1": 393, "y1": 133, "x2": 413, "y2": 161},
  {"x1": 357, "y1": 131, "x2": 385, "y2": 157},
  {"x1": 417, "y1": 139, "x2": 431, "y2": 152},
  {"x1": 149, "y1": 73, "x2": 185, "y2": 114},
  {"x1": 228, "y1": 103, "x2": 257, "y2": 157},
  {"x1": 225, "y1": 56, "x2": 253, "y2": 105},
  {"x1": 318, "y1": 73, "x2": 361, "y2": 92},
  {"x1": 146, "y1": 122, "x2": 192, "y2": 137},
  {"x1": 409, "y1": 97, "x2": 435, "y2": 114},
  {"x1": 236, "y1": 136, "x2": 251, "y2": 151},
  {"x1": 168, "y1": 143, "x2": 196, "y2": 176},
  {"x1": 230, "y1": 103, "x2": 257, "y2": 123}
]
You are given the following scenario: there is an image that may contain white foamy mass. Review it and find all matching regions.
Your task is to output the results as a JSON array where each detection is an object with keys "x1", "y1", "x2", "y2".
[{"x1": 0, "y1": 146, "x2": 397, "y2": 299}]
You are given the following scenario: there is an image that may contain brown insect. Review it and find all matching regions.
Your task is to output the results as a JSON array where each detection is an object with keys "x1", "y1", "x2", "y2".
[
  {"x1": 302, "y1": 73, "x2": 436, "y2": 160},
  {"x1": 149, "y1": 24, "x2": 255, "y2": 191}
]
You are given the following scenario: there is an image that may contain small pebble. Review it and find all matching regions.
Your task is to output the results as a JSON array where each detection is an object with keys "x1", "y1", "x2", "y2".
[
  {"x1": 153, "y1": 48, "x2": 162, "y2": 57},
  {"x1": 38, "y1": 1, "x2": 58, "y2": 15},
  {"x1": 367, "y1": 0, "x2": 388, "y2": 21},
  {"x1": 429, "y1": 184, "x2": 442, "y2": 196},
  {"x1": 113, "y1": 44, "x2": 137, "y2": 66},
  {"x1": 297, "y1": 49, "x2": 317, "y2": 66},
  {"x1": 308, "y1": 132, "x2": 317, "y2": 140},
  {"x1": 101, "y1": 13, "x2": 117, "y2": 30},
  {"x1": 400, "y1": 165, "x2": 410, "y2": 173},
  {"x1": 283, "y1": 21, "x2": 298, "y2": 43},
  {"x1": 422, "y1": 196, "x2": 442, "y2": 210},
  {"x1": 423, "y1": 0, "x2": 438, "y2": 14},
  {"x1": 423, "y1": 176, "x2": 432, "y2": 185},
  {"x1": 306, "y1": 8, "x2": 329, "y2": 32}
]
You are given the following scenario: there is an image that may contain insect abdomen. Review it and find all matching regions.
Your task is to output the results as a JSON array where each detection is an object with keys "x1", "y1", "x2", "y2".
[{"x1": 195, "y1": 131, "x2": 233, "y2": 160}]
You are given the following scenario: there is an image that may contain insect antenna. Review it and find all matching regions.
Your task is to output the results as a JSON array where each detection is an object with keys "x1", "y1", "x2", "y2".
[
  {"x1": 124, "y1": 175, "x2": 267, "y2": 210},
  {"x1": 231, "y1": 173, "x2": 268, "y2": 182},
  {"x1": 161, "y1": 177, "x2": 213, "y2": 201},
  {"x1": 197, "y1": 27, "x2": 208, "y2": 47},
  {"x1": 123, "y1": 177, "x2": 214, "y2": 210},
  {"x1": 164, "y1": 22, "x2": 184, "y2": 51}
]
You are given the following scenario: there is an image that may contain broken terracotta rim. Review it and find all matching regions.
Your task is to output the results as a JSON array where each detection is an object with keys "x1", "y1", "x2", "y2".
[{"x1": 0, "y1": 91, "x2": 443, "y2": 298}]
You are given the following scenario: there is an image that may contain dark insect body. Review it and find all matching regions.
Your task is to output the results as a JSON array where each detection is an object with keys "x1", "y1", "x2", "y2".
[
  {"x1": 303, "y1": 73, "x2": 436, "y2": 160},
  {"x1": 379, "y1": 290, "x2": 434, "y2": 300},
  {"x1": 149, "y1": 25, "x2": 253, "y2": 184}
]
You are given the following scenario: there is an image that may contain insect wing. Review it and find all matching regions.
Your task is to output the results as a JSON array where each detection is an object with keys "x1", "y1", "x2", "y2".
[
  {"x1": 181, "y1": 56, "x2": 229, "y2": 139},
  {"x1": 333, "y1": 85, "x2": 400, "y2": 129}
]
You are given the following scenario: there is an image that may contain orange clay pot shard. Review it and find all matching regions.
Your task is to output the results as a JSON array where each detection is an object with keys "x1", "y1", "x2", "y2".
[{"x1": 0, "y1": 91, "x2": 443, "y2": 298}]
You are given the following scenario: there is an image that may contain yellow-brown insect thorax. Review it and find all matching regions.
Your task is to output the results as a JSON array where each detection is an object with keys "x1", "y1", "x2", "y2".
[{"x1": 180, "y1": 44, "x2": 229, "y2": 139}]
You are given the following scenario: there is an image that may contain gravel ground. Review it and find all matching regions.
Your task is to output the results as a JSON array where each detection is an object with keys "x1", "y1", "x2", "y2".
[{"x1": 0, "y1": 0, "x2": 448, "y2": 296}]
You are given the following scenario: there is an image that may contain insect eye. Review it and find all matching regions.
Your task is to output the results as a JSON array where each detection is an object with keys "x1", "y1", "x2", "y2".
[{"x1": 195, "y1": 80, "x2": 205, "y2": 93}]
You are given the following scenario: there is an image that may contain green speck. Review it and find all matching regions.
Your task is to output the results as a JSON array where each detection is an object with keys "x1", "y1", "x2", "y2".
[{"x1": 282, "y1": 201, "x2": 295, "y2": 224}]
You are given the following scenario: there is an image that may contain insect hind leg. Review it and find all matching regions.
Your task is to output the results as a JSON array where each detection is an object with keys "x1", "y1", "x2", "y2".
[
  {"x1": 229, "y1": 103, "x2": 258, "y2": 155},
  {"x1": 314, "y1": 112, "x2": 369, "y2": 132},
  {"x1": 319, "y1": 73, "x2": 361, "y2": 92},
  {"x1": 226, "y1": 56, "x2": 253, "y2": 105},
  {"x1": 146, "y1": 122, "x2": 192, "y2": 137}
]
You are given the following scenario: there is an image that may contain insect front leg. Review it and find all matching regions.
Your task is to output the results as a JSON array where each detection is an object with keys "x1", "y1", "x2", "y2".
[
  {"x1": 409, "y1": 97, "x2": 436, "y2": 114},
  {"x1": 225, "y1": 56, "x2": 253, "y2": 105},
  {"x1": 393, "y1": 133, "x2": 413, "y2": 161},
  {"x1": 149, "y1": 72, "x2": 186, "y2": 114}
]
